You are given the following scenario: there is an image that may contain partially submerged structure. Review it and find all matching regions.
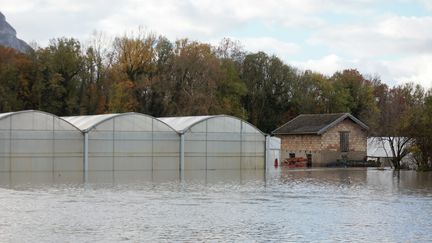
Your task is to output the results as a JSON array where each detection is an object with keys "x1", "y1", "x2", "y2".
[
  {"x1": 367, "y1": 137, "x2": 413, "y2": 168},
  {"x1": 63, "y1": 113, "x2": 179, "y2": 171},
  {"x1": 0, "y1": 111, "x2": 267, "y2": 172},
  {"x1": 273, "y1": 113, "x2": 368, "y2": 166},
  {"x1": 158, "y1": 115, "x2": 266, "y2": 170},
  {"x1": 367, "y1": 137, "x2": 392, "y2": 163},
  {"x1": 0, "y1": 110, "x2": 83, "y2": 172}
]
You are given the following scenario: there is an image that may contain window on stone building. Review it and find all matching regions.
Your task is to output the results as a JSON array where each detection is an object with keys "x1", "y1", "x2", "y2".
[{"x1": 340, "y1": 131, "x2": 349, "y2": 152}]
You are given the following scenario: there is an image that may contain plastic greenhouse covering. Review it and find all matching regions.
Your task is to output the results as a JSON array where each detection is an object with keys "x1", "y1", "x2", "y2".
[
  {"x1": 158, "y1": 115, "x2": 266, "y2": 170},
  {"x1": 63, "y1": 113, "x2": 180, "y2": 171},
  {"x1": 0, "y1": 111, "x2": 267, "y2": 172},
  {"x1": 0, "y1": 110, "x2": 83, "y2": 172}
]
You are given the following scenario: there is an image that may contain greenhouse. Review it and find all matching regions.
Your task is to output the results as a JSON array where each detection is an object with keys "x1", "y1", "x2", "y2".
[
  {"x1": 63, "y1": 113, "x2": 180, "y2": 171},
  {"x1": 1, "y1": 111, "x2": 267, "y2": 173},
  {"x1": 158, "y1": 115, "x2": 267, "y2": 170},
  {"x1": 0, "y1": 110, "x2": 83, "y2": 172}
]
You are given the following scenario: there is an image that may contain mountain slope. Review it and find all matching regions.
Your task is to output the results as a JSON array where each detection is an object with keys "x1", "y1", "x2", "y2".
[{"x1": 0, "y1": 11, "x2": 31, "y2": 53}]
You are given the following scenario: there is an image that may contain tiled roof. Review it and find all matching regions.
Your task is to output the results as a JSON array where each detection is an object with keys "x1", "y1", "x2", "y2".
[{"x1": 272, "y1": 113, "x2": 368, "y2": 135}]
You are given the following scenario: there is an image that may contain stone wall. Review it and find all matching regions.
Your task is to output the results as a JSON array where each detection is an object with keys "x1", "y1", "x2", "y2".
[
  {"x1": 280, "y1": 134, "x2": 321, "y2": 151},
  {"x1": 321, "y1": 119, "x2": 367, "y2": 152},
  {"x1": 279, "y1": 135, "x2": 323, "y2": 164}
]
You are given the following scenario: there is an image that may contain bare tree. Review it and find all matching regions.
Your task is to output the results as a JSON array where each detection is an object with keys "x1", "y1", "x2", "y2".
[{"x1": 378, "y1": 137, "x2": 412, "y2": 169}]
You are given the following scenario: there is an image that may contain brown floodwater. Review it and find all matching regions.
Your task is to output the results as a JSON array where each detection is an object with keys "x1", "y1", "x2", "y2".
[{"x1": 0, "y1": 168, "x2": 431, "y2": 242}]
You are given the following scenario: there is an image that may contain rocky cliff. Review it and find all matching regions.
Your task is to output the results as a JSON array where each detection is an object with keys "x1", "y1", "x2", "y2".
[{"x1": 0, "y1": 11, "x2": 31, "y2": 53}]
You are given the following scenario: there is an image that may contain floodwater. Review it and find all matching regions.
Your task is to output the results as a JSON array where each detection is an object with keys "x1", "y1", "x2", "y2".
[{"x1": 0, "y1": 168, "x2": 431, "y2": 242}]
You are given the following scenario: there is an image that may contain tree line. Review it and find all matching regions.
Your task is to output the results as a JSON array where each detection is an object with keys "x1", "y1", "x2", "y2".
[{"x1": 0, "y1": 32, "x2": 430, "y2": 169}]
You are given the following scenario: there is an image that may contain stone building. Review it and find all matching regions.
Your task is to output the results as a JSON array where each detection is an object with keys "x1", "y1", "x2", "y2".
[{"x1": 272, "y1": 113, "x2": 369, "y2": 166}]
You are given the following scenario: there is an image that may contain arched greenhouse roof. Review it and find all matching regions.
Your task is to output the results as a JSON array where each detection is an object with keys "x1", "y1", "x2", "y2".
[
  {"x1": 158, "y1": 115, "x2": 266, "y2": 135},
  {"x1": 0, "y1": 110, "x2": 81, "y2": 131},
  {"x1": 61, "y1": 113, "x2": 120, "y2": 132},
  {"x1": 62, "y1": 112, "x2": 177, "y2": 133},
  {"x1": 0, "y1": 112, "x2": 15, "y2": 120},
  {"x1": 157, "y1": 116, "x2": 214, "y2": 133}
]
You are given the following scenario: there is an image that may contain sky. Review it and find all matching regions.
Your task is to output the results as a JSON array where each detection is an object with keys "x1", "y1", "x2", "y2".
[{"x1": 1, "y1": 0, "x2": 432, "y2": 89}]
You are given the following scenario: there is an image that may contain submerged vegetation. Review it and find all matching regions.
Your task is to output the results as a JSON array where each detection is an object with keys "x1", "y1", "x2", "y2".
[{"x1": 0, "y1": 30, "x2": 431, "y2": 169}]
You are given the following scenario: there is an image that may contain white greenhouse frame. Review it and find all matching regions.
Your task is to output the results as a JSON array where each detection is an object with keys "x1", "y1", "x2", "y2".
[
  {"x1": 63, "y1": 113, "x2": 180, "y2": 172},
  {"x1": 158, "y1": 115, "x2": 267, "y2": 170},
  {"x1": 0, "y1": 110, "x2": 83, "y2": 172},
  {"x1": 1, "y1": 111, "x2": 268, "y2": 173}
]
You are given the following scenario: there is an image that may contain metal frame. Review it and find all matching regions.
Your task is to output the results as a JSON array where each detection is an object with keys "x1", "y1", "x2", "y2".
[
  {"x1": 162, "y1": 115, "x2": 267, "y2": 170},
  {"x1": 1, "y1": 111, "x2": 268, "y2": 173}
]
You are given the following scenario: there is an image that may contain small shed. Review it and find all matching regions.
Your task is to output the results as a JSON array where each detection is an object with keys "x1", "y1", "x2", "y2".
[{"x1": 272, "y1": 113, "x2": 368, "y2": 166}]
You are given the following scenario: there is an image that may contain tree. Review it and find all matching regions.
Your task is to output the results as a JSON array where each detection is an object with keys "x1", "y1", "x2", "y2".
[
  {"x1": 241, "y1": 52, "x2": 269, "y2": 127},
  {"x1": 379, "y1": 137, "x2": 412, "y2": 169},
  {"x1": 213, "y1": 59, "x2": 247, "y2": 119},
  {"x1": 241, "y1": 52, "x2": 300, "y2": 132},
  {"x1": 292, "y1": 70, "x2": 349, "y2": 114},
  {"x1": 110, "y1": 31, "x2": 157, "y2": 113},
  {"x1": 369, "y1": 77, "x2": 389, "y2": 135},
  {"x1": 330, "y1": 69, "x2": 378, "y2": 125},
  {"x1": 147, "y1": 36, "x2": 176, "y2": 117},
  {"x1": 377, "y1": 83, "x2": 425, "y2": 169},
  {"x1": 112, "y1": 31, "x2": 157, "y2": 82},
  {"x1": 408, "y1": 92, "x2": 432, "y2": 170},
  {"x1": 34, "y1": 38, "x2": 84, "y2": 115},
  {"x1": 0, "y1": 46, "x2": 40, "y2": 111},
  {"x1": 108, "y1": 79, "x2": 138, "y2": 113},
  {"x1": 79, "y1": 32, "x2": 110, "y2": 114},
  {"x1": 215, "y1": 38, "x2": 245, "y2": 65},
  {"x1": 168, "y1": 39, "x2": 220, "y2": 115}
]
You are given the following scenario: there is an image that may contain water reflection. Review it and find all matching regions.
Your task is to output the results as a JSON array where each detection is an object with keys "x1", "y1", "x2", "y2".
[
  {"x1": 279, "y1": 168, "x2": 367, "y2": 185},
  {"x1": 0, "y1": 168, "x2": 431, "y2": 242},
  {"x1": 0, "y1": 168, "x2": 432, "y2": 197},
  {"x1": 0, "y1": 171, "x2": 83, "y2": 189},
  {"x1": 366, "y1": 169, "x2": 432, "y2": 194},
  {"x1": 0, "y1": 170, "x2": 267, "y2": 188},
  {"x1": 1, "y1": 168, "x2": 431, "y2": 193}
]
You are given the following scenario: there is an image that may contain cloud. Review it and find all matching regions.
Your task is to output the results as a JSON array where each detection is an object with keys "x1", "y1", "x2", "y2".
[
  {"x1": 1, "y1": 0, "x2": 383, "y2": 44},
  {"x1": 386, "y1": 55, "x2": 432, "y2": 88},
  {"x1": 377, "y1": 16, "x2": 432, "y2": 40},
  {"x1": 309, "y1": 15, "x2": 432, "y2": 58},
  {"x1": 292, "y1": 54, "x2": 432, "y2": 89},
  {"x1": 94, "y1": 0, "x2": 331, "y2": 40},
  {"x1": 420, "y1": 0, "x2": 432, "y2": 10},
  {"x1": 290, "y1": 54, "x2": 349, "y2": 76},
  {"x1": 2, "y1": 0, "x2": 125, "y2": 44},
  {"x1": 301, "y1": 14, "x2": 432, "y2": 88},
  {"x1": 230, "y1": 37, "x2": 301, "y2": 59}
]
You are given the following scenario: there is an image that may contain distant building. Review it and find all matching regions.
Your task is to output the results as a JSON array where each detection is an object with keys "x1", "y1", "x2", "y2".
[
  {"x1": 367, "y1": 137, "x2": 414, "y2": 168},
  {"x1": 367, "y1": 137, "x2": 393, "y2": 165},
  {"x1": 272, "y1": 113, "x2": 369, "y2": 166}
]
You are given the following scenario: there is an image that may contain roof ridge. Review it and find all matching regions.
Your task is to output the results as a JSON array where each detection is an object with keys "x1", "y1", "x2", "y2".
[
  {"x1": 299, "y1": 112, "x2": 348, "y2": 116},
  {"x1": 273, "y1": 113, "x2": 367, "y2": 135}
]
